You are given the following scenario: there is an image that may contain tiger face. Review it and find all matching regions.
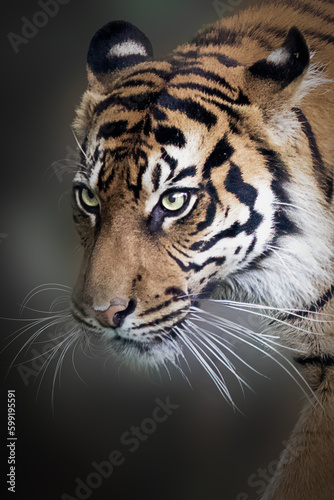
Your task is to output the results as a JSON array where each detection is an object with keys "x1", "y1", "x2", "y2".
[{"x1": 71, "y1": 20, "x2": 315, "y2": 366}]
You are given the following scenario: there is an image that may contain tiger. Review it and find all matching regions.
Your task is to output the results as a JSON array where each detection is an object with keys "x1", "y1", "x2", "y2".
[{"x1": 71, "y1": 0, "x2": 334, "y2": 498}]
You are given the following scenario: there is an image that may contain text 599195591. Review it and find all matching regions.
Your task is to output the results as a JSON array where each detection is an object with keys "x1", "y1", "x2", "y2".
[{"x1": 7, "y1": 390, "x2": 16, "y2": 493}]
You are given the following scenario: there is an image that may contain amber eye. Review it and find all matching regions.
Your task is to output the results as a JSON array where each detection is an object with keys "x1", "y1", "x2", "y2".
[
  {"x1": 161, "y1": 191, "x2": 188, "y2": 213},
  {"x1": 77, "y1": 187, "x2": 100, "y2": 213}
]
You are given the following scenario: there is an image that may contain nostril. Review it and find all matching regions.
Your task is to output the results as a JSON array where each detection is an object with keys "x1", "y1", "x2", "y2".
[
  {"x1": 113, "y1": 299, "x2": 136, "y2": 328},
  {"x1": 112, "y1": 310, "x2": 124, "y2": 328},
  {"x1": 105, "y1": 304, "x2": 127, "y2": 326},
  {"x1": 93, "y1": 298, "x2": 136, "y2": 328}
]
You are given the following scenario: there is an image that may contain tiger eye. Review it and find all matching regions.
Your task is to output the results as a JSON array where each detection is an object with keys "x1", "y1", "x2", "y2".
[
  {"x1": 161, "y1": 192, "x2": 187, "y2": 212},
  {"x1": 81, "y1": 188, "x2": 99, "y2": 208}
]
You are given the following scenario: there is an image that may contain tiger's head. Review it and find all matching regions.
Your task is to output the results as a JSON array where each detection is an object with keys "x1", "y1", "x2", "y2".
[{"x1": 71, "y1": 21, "x2": 314, "y2": 368}]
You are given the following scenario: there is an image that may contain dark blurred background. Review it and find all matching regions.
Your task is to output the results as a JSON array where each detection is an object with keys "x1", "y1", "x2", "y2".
[{"x1": 1, "y1": 1, "x2": 303, "y2": 499}]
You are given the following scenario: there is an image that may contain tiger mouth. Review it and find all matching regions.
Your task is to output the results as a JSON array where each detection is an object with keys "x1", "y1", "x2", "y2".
[
  {"x1": 71, "y1": 300, "x2": 186, "y2": 353},
  {"x1": 112, "y1": 334, "x2": 163, "y2": 354},
  {"x1": 103, "y1": 324, "x2": 184, "y2": 369},
  {"x1": 112, "y1": 326, "x2": 180, "y2": 349}
]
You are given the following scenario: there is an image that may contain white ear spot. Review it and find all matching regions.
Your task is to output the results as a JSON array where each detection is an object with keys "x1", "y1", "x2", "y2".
[
  {"x1": 267, "y1": 47, "x2": 290, "y2": 65},
  {"x1": 108, "y1": 41, "x2": 147, "y2": 58}
]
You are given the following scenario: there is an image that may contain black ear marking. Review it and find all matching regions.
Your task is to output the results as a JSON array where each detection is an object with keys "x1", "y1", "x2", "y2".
[
  {"x1": 249, "y1": 27, "x2": 310, "y2": 87},
  {"x1": 87, "y1": 21, "x2": 153, "y2": 75}
]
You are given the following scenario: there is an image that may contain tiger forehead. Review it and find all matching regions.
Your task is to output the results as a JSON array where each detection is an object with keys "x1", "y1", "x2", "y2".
[
  {"x1": 93, "y1": 108, "x2": 235, "y2": 198},
  {"x1": 82, "y1": 53, "x2": 249, "y2": 194},
  {"x1": 91, "y1": 53, "x2": 246, "y2": 142}
]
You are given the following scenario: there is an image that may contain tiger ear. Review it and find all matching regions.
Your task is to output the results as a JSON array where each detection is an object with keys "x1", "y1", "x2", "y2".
[
  {"x1": 249, "y1": 27, "x2": 309, "y2": 86},
  {"x1": 86, "y1": 20, "x2": 153, "y2": 89},
  {"x1": 245, "y1": 27, "x2": 310, "y2": 103}
]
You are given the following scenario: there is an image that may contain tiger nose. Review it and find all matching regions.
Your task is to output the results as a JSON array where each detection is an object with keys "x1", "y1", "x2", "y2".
[{"x1": 93, "y1": 298, "x2": 136, "y2": 328}]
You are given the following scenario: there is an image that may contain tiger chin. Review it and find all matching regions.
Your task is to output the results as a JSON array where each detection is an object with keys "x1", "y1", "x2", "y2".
[{"x1": 70, "y1": 1, "x2": 334, "y2": 499}]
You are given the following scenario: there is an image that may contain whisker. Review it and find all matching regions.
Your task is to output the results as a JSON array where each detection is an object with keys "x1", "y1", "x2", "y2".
[
  {"x1": 2, "y1": 313, "x2": 69, "y2": 355},
  {"x1": 272, "y1": 201, "x2": 334, "y2": 225},
  {"x1": 7, "y1": 315, "x2": 71, "y2": 375},
  {"x1": 19, "y1": 305, "x2": 71, "y2": 316},
  {"x1": 71, "y1": 126, "x2": 88, "y2": 161},
  {"x1": 270, "y1": 248, "x2": 299, "y2": 284},
  {"x1": 51, "y1": 331, "x2": 79, "y2": 415},
  {"x1": 46, "y1": 162, "x2": 88, "y2": 183},
  {"x1": 49, "y1": 296, "x2": 71, "y2": 312},
  {"x1": 45, "y1": 157, "x2": 88, "y2": 175},
  {"x1": 36, "y1": 332, "x2": 76, "y2": 405},
  {"x1": 188, "y1": 308, "x2": 317, "y2": 406},
  {"x1": 207, "y1": 298, "x2": 334, "y2": 322},
  {"x1": 71, "y1": 336, "x2": 88, "y2": 387},
  {"x1": 10, "y1": 333, "x2": 69, "y2": 367},
  {"x1": 20, "y1": 283, "x2": 71, "y2": 316},
  {"x1": 176, "y1": 326, "x2": 237, "y2": 408},
  {"x1": 190, "y1": 308, "x2": 309, "y2": 354},
  {"x1": 186, "y1": 319, "x2": 266, "y2": 380},
  {"x1": 200, "y1": 303, "x2": 326, "y2": 335},
  {"x1": 185, "y1": 320, "x2": 254, "y2": 396}
]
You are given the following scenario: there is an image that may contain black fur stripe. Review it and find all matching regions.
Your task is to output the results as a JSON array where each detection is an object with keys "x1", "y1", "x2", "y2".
[
  {"x1": 289, "y1": 284, "x2": 334, "y2": 319},
  {"x1": 171, "y1": 82, "x2": 249, "y2": 106},
  {"x1": 139, "y1": 293, "x2": 188, "y2": 318},
  {"x1": 258, "y1": 148, "x2": 290, "y2": 203},
  {"x1": 294, "y1": 355, "x2": 334, "y2": 367},
  {"x1": 304, "y1": 29, "x2": 334, "y2": 45},
  {"x1": 293, "y1": 107, "x2": 333, "y2": 201},
  {"x1": 201, "y1": 97, "x2": 241, "y2": 121},
  {"x1": 258, "y1": 147, "x2": 299, "y2": 237},
  {"x1": 215, "y1": 53, "x2": 241, "y2": 67},
  {"x1": 126, "y1": 149, "x2": 147, "y2": 199},
  {"x1": 253, "y1": 24, "x2": 286, "y2": 41},
  {"x1": 95, "y1": 92, "x2": 160, "y2": 116},
  {"x1": 167, "y1": 250, "x2": 201, "y2": 272},
  {"x1": 280, "y1": 284, "x2": 334, "y2": 326},
  {"x1": 203, "y1": 135, "x2": 234, "y2": 179},
  {"x1": 224, "y1": 163, "x2": 258, "y2": 208},
  {"x1": 174, "y1": 51, "x2": 241, "y2": 67},
  {"x1": 154, "y1": 125, "x2": 186, "y2": 148},
  {"x1": 151, "y1": 164, "x2": 161, "y2": 191},
  {"x1": 195, "y1": 25, "x2": 274, "y2": 51},
  {"x1": 196, "y1": 198, "x2": 216, "y2": 232},
  {"x1": 172, "y1": 166, "x2": 197, "y2": 183},
  {"x1": 161, "y1": 148, "x2": 178, "y2": 170},
  {"x1": 120, "y1": 67, "x2": 169, "y2": 80},
  {"x1": 279, "y1": 0, "x2": 334, "y2": 26},
  {"x1": 315, "y1": 284, "x2": 334, "y2": 311},
  {"x1": 153, "y1": 107, "x2": 167, "y2": 121},
  {"x1": 138, "y1": 299, "x2": 173, "y2": 317},
  {"x1": 157, "y1": 90, "x2": 217, "y2": 129},
  {"x1": 190, "y1": 209, "x2": 263, "y2": 252},
  {"x1": 193, "y1": 26, "x2": 242, "y2": 47},
  {"x1": 245, "y1": 235, "x2": 257, "y2": 257},
  {"x1": 174, "y1": 67, "x2": 237, "y2": 93},
  {"x1": 132, "y1": 307, "x2": 185, "y2": 329},
  {"x1": 120, "y1": 79, "x2": 157, "y2": 89},
  {"x1": 97, "y1": 120, "x2": 128, "y2": 139},
  {"x1": 173, "y1": 49, "x2": 198, "y2": 59},
  {"x1": 161, "y1": 148, "x2": 178, "y2": 181},
  {"x1": 167, "y1": 249, "x2": 226, "y2": 273}
]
